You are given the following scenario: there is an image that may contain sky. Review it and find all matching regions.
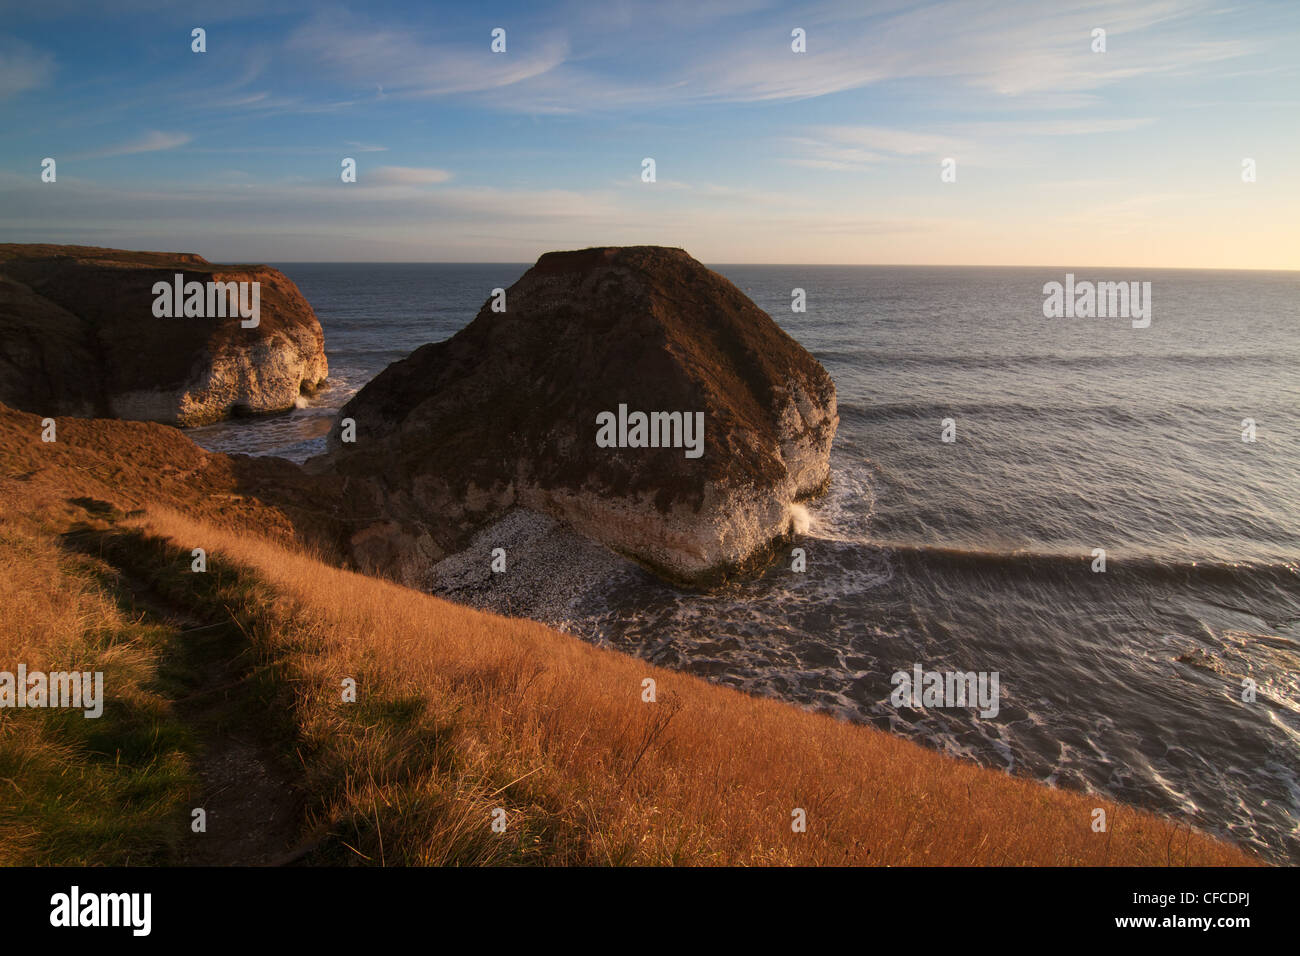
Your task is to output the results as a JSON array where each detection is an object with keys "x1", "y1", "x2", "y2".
[{"x1": 0, "y1": 0, "x2": 1297, "y2": 267}]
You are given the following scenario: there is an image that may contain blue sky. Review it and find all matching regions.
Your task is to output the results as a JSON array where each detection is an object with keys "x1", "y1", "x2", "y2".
[{"x1": 1, "y1": 0, "x2": 1297, "y2": 266}]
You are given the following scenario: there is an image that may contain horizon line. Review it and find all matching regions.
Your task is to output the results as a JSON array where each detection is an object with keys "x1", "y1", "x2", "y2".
[
  {"x1": 8, "y1": 242, "x2": 1295, "y2": 273},
  {"x1": 261, "y1": 260, "x2": 1300, "y2": 273}
]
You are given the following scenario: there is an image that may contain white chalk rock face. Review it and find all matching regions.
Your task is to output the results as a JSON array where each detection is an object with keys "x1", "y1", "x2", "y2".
[
  {"x1": 321, "y1": 246, "x2": 838, "y2": 585},
  {"x1": 0, "y1": 245, "x2": 327, "y2": 426}
]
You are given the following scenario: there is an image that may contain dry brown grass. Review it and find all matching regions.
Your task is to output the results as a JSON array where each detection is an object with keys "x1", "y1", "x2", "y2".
[
  {"x1": 0, "y1": 520, "x2": 195, "y2": 864},
  {"x1": 120, "y1": 504, "x2": 1255, "y2": 866},
  {"x1": 0, "y1": 401, "x2": 1259, "y2": 865}
]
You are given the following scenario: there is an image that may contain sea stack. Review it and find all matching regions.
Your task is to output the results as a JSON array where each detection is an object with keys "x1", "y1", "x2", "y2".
[
  {"x1": 0, "y1": 244, "x2": 328, "y2": 426},
  {"x1": 321, "y1": 245, "x2": 838, "y2": 584}
]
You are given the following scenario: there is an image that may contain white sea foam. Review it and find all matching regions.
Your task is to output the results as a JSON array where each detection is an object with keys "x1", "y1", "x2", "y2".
[{"x1": 789, "y1": 503, "x2": 810, "y2": 535}]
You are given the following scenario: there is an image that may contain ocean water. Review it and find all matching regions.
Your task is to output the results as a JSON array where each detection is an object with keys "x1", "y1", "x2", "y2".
[{"x1": 188, "y1": 263, "x2": 1300, "y2": 863}]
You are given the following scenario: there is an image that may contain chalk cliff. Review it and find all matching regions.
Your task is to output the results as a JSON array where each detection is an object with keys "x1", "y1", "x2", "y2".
[
  {"x1": 0, "y1": 244, "x2": 327, "y2": 426},
  {"x1": 319, "y1": 246, "x2": 837, "y2": 584}
]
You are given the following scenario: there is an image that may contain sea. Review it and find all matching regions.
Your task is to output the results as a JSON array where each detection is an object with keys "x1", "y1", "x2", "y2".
[{"x1": 187, "y1": 263, "x2": 1300, "y2": 864}]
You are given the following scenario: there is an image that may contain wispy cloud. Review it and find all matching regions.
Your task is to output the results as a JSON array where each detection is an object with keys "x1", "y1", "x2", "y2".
[
  {"x1": 0, "y1": 35, "x2": 54, "y2": 97},
  {"x1": 74, "y1": 130, "x2": 192, "y2": 159},
  {"x1": 286, "y1": 10, "x2": 569, "y2": 97},
  {"x1": 954, "y1": 118, "x2": 1155, "y2": 137},
  {"x1": 467, "y1": 0, "x2": 1256, "y2": 113},
  {"x1": 368, "y1": 165, "x2": 452, "y2": 185},
  {"x1": 1, "y1": 0, "x2": 1293, "y2": 267},
  {"x1": 781, "y1": 126, "x2": 965, "y2": 171},
  {"x1": 0, "y1": 172, "x2": 618, "y2": 218},
  {"x1": 784, "y1": 117, "x2": 1155, "y2": 171}
]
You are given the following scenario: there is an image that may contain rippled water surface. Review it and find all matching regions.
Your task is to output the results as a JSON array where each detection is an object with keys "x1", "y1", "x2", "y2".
[{"x1": 189, "y1": 263, "x2": 1300, "y2": 863}]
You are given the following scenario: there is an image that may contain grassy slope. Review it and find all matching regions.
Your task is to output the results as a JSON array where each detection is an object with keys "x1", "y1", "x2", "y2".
[{"x1": 0, "y1": 403, "x2": 1257, "y2": 865}]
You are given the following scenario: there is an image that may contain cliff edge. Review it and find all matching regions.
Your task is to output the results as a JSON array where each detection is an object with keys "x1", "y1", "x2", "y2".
[{"x1": 0, "y1": 244, "x2": 328, "y2": 426}]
